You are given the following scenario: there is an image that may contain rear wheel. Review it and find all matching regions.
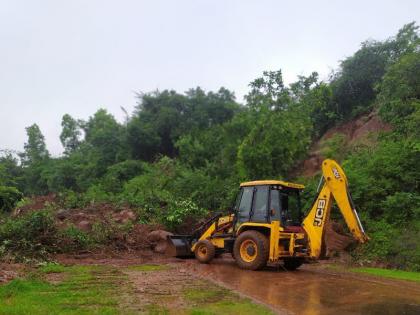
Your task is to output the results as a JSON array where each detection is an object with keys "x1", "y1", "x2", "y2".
[
  {"x1": 283, "y1": 258, "x2": 304, "y2": 270},
  {"x1": 233, "y1": 231, "x2": 269, "y2": 270},
  {"x1": 194, "y1": 240, "x2": 216, "y2": 263}
]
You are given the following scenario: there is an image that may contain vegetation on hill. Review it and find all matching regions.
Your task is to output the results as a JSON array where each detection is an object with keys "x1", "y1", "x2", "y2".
[{"x1": 0, "y1": 23, "x2": 419, "y2": 270}]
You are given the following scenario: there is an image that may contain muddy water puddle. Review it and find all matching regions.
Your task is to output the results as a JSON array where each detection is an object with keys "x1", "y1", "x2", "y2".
[{"x1": 189, "y1": 259, "x2": 420, "y2": 315}]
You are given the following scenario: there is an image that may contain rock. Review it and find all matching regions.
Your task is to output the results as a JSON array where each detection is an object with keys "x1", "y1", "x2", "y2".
[
  {"x1": 147, "y1": 230, "x2": 173, "y2": 242},
  {"x1": 113, "y1": 210, "x2": 137, "y2": 224},
  {"x1": 147, "y1": 230, "x2": 173, "y2": 253},
  {"x1": 56, "y1": 209, "x2": 68, "y2": 220},
  {"x1": 77, "y1": 220, "x2": 92, "y2": 231}
]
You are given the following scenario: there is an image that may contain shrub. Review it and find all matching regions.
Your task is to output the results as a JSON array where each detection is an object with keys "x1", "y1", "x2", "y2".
[
  {"x1": 90, "y1": 221, "x2": 133, "y2": 246},
  {"x1": 83, "y1": 184, "x2": 111, "y2": 204},
  {"x1": 101, "y1": 160, "x2": 146, "y2": 193},
  {"x1": 320, "y1": 134, "x2": 348, "y2": 161},
  {"x1": 59, "y1": 225, "x2": 93, "y2": 251},
  {"x1": 0, "y1": 210, "x2": 57, "y2": 260},
  {"x1": 58, "y1": 190, "x2": 86, "y2": 209},
  {"x1": 0, "y1": 186, "x2": 23, "y2": 213},
  {"x1": 165, "y1": 198, "x2": 208, "y2": 229}
]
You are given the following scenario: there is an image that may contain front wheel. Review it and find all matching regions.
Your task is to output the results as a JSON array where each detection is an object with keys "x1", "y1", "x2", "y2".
[
  {"x1": 233, "y1": 231, "x2": 269, "y2": 270},
  {"x1": 194, "y1": 240, "x2": 216, "y2": 263}
]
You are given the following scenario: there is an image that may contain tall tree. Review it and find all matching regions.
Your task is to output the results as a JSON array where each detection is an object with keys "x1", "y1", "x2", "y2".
[
  {"x1": 19, "y1": 124, "x2": 50, "y2": 194},
  {"x1": 83, "y1": 109, "x2": 126, "y2": 174},
  {"x1": 127, "y1": 88, "x2": 239, "y2": 161},
  {"x1": 0, "y1": 151, "x2": 23, "y2": 188},
  {"x1": 60, "y1": 114, "x2": 82, "y2": 154},
  {"x1": 20, "y1": 124, "x2": 49, "y2": 166},
  {"x1": 246, "y1": 70, "x2": 291, "y2": 111}
]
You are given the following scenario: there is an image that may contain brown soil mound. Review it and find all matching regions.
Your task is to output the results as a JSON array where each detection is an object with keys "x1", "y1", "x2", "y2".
[
  {"x1": 324, "y1": 221, "x2": 354, "y2": 259},
  {"x1": 14, "y1": 194, "x2": 57, "y2": 216},
  {"x1": 322, "y1": 111, "x2": 391, "y2": 143},
  {"x1": 0, "y1": 263, "x2": 24, "y2": 284},
  {"x1": 299, "y1": 110, "x2": 392, "y2": 177},
  {"x1": 147, "y1": 230, "x2": 173, "y2": 253}
]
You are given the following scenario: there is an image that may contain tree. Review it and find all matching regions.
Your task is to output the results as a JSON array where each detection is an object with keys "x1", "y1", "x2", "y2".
[
  {"x1": 19, "y1": 124, "x2": 50, "y2": 195},
  {"x1": 246, "y1": 70, "x2": 291, "y2": 111},
  {"x1": 127, "y1": 88, "x2": 239, "y2": 161},
  {"x1": 237, "y1": 70, "x2": 314, "y2": 180},
  {"x1": 378, "y1": 51, "x2": 420, "y2": 131},
  {"x1": 20, "y1": 124, "x2": 49, "y2": 166},
  {"x1": 330, "y1": 22, "x2": 419, "y2": 121},
  {"x1": 60, "y1": 114, "x2": 83, "y2": 154},
  {"x1": 83, "y1": 109, "x2": 126, "y2": 174},
  {"x1": 236, "y1": 107, "x2": 312, "y2": 180},
  {"x1": 0, "y1": 151, "x2": 23, "y2": 189}
]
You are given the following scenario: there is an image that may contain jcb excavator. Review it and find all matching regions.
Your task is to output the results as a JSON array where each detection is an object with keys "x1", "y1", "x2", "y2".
[{"x1": 168, "y1": 159, "x2": 369, "y2": 270}]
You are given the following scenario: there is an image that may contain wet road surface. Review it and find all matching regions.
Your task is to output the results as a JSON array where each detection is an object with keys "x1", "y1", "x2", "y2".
[{"x1": 189, "y1": 258, "x2": 420, "y2": 315}]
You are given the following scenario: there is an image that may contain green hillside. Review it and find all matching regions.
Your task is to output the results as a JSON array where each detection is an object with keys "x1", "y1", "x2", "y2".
[{"x1": 1, "y1": 23, "x2": 419, "y2": 270}]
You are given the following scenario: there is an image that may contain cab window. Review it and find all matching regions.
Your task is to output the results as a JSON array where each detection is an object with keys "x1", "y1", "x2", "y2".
[
  {"x1": 252, "y1": 186, "x2": 268, "y2": 222},
  {"x1": 237, "y1": 187, "x2": 253, "y2": 222},
  {"x1": 270, "y1": 189, "x2": 281, "y2": 221}
]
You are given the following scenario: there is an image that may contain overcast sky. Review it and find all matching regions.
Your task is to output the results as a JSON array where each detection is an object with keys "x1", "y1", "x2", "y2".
[{"x1": 0, "y1": 0, "x2": 419, "y2": 156}]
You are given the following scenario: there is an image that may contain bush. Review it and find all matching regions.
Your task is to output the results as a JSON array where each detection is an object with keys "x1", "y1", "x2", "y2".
[
  {"x1": 58, "y1": 190, "x2": 89, "y2": 209},
  {"x1": 59, "y1": 225, "x2": 93, "y2": 251},
  {"x1": 101, "y1": 160, "x2": 146, "y2": 193},
  {"x1": 90, "y1": 221, "x2": 133, "y2": 246},
  {"x1": 320, "y1": 134, "x2": 348, "y2": 161},
  {"x1": 0, "y1": 186, "x2": 23, "y2": 213},
  {"x1": 0, "y1": 210, "x2": 57, "y2": 260},
  {"x1": 83, "y1": 184, "x2": 111, "y2": 204},
  {"x1": 165, "y1": 198, "x2": 208, "y2": 230}
]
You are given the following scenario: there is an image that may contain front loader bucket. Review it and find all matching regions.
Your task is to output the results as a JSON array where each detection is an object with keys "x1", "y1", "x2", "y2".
[{"x1": 166, "y1": 235, "x2": 195, "y2": 258}]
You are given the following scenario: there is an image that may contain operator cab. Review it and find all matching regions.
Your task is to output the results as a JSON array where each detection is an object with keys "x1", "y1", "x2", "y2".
[{"x1": 234, "y1": 180, "x2": 305, "y2": 230}]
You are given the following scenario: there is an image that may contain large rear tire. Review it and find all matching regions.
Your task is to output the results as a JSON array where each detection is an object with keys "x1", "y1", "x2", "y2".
[
  {"x1": 283, "y1": 258, "x2": 304, "y2": 271},
  {"x1": 194, "y1": 240, "x2": 216, "y2": 263},
  {"x1": 233, "y1": 231, "x2": 269, "y2": 270}
]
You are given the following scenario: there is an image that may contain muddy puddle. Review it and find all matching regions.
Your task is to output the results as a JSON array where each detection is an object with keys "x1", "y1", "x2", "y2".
[{"x1": 188, "y1": 258, "x2": 420, "y2": 315}]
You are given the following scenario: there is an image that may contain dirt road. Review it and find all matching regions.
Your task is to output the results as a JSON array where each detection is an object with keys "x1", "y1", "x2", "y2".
[{"x1": 187, "y1": 257, "x2": 420, "y2": 315}]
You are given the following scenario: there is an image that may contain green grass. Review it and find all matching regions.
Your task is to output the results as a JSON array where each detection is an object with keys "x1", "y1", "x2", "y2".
[
  {"x1": 38, "y1": 262, "x2": 67, "y2": 273},
  {"x1": 0, "y1": 264, "x2": 133, "y2": 315},
  {"x1": 350, "y1": 267, "x2": 420, "y2": 282},
  {"x1": 0, "y1": 263, "x2": 273, "y2": 315}
]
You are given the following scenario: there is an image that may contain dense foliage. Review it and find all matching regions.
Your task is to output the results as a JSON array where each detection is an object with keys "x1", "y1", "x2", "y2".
[{"x1": 1, "y1": 23, "x2": 419, "y2": 270}]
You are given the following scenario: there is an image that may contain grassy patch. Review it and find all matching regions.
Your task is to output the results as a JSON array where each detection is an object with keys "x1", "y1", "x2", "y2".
[
  {"x1": 184, "y1": 287, "x2": 273, "y2": 315},
  {"x1": 38, "y1": 263, "x2": 67, "y2": 274},
  {"x1": 350, "y1": 267, "x2": 420, "y2": 282},
  {"x1": 145, "y1": 304, "x2": 170, "y2": 314},
  {"x1": 0, "y1": 263, "x2": 273, "y2": 315},
  {"x1": 125, "y1": 264, "x2": 170, "y2": 272},
  {"x1": 0, "y1": 264, "x2": 133, "y2": 315},
  {"x1": 184, "y1": 288, "x2": 226, "y2": 303}
]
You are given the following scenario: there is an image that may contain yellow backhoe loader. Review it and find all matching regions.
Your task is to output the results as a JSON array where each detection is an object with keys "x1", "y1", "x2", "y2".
[{"x1": 168, "y1": 159, "x2": 369, "y2": 270}]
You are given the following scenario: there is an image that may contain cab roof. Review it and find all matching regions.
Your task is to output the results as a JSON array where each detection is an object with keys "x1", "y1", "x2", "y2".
[{"x1": 240, "y1": 180, "x2": 305, "y2": 189}]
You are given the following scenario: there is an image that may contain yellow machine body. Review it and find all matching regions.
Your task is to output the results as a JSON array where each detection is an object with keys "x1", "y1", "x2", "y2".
[{"x1": 169, "y1": 159, "x2": 369, "y2": 269}]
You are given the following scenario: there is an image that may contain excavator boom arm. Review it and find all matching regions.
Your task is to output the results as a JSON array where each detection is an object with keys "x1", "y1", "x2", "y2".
[{"x1": 302, "y1": 159, "x2": 368, "y2": 258}]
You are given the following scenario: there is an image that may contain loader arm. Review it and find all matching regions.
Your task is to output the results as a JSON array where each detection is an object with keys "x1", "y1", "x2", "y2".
[{"x1": 302, "y1": 159, "x2": 369, "y2": 258}]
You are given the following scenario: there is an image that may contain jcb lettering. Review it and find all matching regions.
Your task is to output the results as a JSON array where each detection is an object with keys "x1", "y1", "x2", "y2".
[
  {"x1": 332, "y1": 168, "x2": 341, "y2": 179},
  {"x1": 313, "y1": 199, "x2": 326, "y2": 227}
]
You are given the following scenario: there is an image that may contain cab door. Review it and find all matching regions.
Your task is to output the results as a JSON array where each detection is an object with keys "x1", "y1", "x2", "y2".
[
  {"x1": 251, "y1": 185, "x2": 269, "y2": 222},
  {"x1": 269, "y1": 188, "x2": 282, "y2": 223},
  {"x1": 269, "y1": 187, "x2": 290, "y2": 226}
]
